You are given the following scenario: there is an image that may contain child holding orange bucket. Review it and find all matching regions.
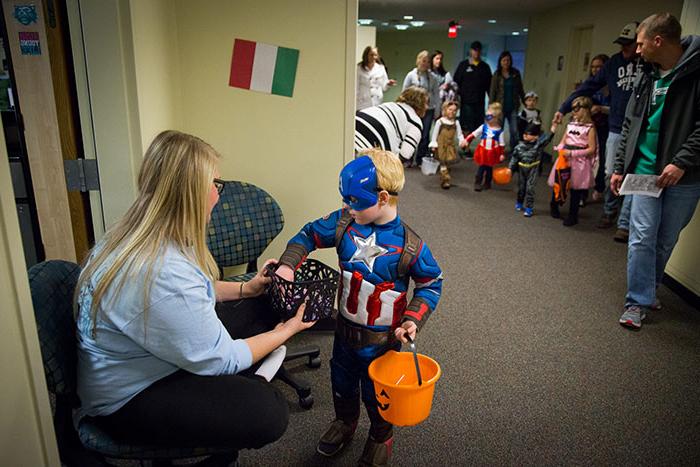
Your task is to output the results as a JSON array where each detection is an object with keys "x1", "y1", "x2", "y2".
[{"x1": 275, "y1": 148, "x2": 443, "y2": 466}]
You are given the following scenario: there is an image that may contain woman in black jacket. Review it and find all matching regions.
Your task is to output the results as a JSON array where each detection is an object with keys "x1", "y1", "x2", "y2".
[{"x1": 489, "y1": 51, "x2": 525, "y2": 150}]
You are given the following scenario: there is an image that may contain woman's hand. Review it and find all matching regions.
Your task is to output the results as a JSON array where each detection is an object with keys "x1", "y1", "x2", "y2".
[
  {"x1": 243, "y1": 259, "x2": 277, "y2": 297},
  {"x1": 283, "y1": 303, "x2": 317, "y2": 334},
  {"x1": 388, "y1": 79, "x2": 397, "y2": 86},
  {"x1": 394, "y1": 321, "x2": 417, "y2": 344}
]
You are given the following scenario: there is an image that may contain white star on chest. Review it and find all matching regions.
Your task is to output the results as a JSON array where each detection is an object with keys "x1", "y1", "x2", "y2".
[{"x1": 349, "y1": 232, "x2": 387, "y2": 272}]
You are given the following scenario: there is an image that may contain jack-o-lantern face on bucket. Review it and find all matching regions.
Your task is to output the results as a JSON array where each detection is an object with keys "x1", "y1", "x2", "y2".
[{"x1": 376, "y1": 389, "x2": 390, "y2": 411}]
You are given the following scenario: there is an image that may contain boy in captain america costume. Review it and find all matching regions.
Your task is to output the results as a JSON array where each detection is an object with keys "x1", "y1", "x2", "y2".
[{"x1": 275, "y1": 149, "x2": 442, "y2": 466}]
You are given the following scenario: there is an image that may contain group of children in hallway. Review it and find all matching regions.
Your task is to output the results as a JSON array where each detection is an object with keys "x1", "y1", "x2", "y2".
[{"x1": 428, "y1": 90, "x2": 599, "y2": 226}]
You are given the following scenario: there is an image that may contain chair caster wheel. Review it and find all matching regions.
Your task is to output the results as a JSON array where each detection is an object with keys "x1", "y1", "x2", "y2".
[
  {"x1": 307, "y1": 356, "x2": 321, "y2": 368},
  {"x1": 299, "y1": 395, "x2": 314, "y2": 409}
]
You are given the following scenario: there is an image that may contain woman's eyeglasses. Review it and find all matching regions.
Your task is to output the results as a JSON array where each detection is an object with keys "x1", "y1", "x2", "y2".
[{"x1": 213, "y1": 178, "x2": 225, "y2": 195}]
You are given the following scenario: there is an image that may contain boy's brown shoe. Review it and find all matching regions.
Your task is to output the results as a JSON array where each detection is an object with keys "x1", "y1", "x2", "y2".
[
  {"x1": 358, "y1": 435, "x2": 393, "y2": 466},
  {"x1": 317, "y1": 419, "x2": 357, "y2": 457},
  {"x1": 474, "y1": 175, "x2": 482, "y2": 192}
]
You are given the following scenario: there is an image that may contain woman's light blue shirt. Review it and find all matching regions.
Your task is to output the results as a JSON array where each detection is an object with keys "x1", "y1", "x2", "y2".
[{"x1": 75, "y1": 244, "x2": 252, "y2": 420}]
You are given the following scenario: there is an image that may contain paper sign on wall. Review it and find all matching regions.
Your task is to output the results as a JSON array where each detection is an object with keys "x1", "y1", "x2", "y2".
[
  {"x1": 229, "y1": 39, "x2": 299, "y2": 98},
  {"x1": 19, "y1": 31, "x2": 40, "y2": 55}
]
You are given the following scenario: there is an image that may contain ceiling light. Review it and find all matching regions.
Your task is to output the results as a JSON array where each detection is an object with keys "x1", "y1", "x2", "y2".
[
  {"x1": 403, "y1": 15, "x2": 414, "y2": 20},
  {"x1": 395, "y1": 24, "x2": 410, "y2": 30},
  {"x1": 523, "y1": 28, "x2": 529, "y2": 32},
  {"x1": 358, "y1": 19, "x2": 373, "y2": 25},
  {"x1": 382, "y1": 22, "x2": 389, "y2": 26},
  {"x1": 410, "y1": 21, "x2": 425, "y2": 27},
  {"x1": 488, "y1": 19, "x2": 497, "y2": 24},
  {"x1": 512, "y1": 31, "x2": 520, "y2": 35}
]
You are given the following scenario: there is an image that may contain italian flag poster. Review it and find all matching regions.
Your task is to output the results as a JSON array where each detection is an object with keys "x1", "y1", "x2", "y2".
[{"x1": 229, "y1": 39, "x2": 299, "y2": 98}]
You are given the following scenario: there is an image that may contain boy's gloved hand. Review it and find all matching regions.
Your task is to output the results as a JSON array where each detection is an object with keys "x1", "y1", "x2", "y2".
[{"x1": 394, "y1": 321, "x2": 417, "y2": 344}]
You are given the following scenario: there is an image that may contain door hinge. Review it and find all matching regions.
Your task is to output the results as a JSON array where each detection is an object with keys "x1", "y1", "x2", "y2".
[{"x1": 64, "y1": 159, "x2": 100, "y2": 192}]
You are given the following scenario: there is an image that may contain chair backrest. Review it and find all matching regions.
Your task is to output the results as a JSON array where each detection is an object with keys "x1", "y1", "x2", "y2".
[
  {"x1": 28, "y1": 260, "x2": 81, "y2": 396},
  {"x1": 207, "y1": 181, "x2": 284, "y2": 269}
]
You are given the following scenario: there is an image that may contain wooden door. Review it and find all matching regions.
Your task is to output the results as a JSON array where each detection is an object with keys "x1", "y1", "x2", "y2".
[{"x1": 2, "y1": 0, "x2": 93, "y2": 262}]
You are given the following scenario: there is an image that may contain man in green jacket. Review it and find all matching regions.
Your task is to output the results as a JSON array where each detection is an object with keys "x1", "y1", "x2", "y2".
[{"x1": 611, "y1": 12, "x2": 700, "y2": 330}]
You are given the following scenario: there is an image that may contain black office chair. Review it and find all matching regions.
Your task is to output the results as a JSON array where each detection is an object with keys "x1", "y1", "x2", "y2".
[
  {"x1": 28, "y1": 260, "x2": 237, "y2": 466},
  {"x1": 207, "y1": 180, "x2": 321, "y2": 408}
]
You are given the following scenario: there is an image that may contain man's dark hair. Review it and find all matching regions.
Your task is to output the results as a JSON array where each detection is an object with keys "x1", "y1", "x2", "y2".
[
  {"x1": 524, "y1": 122, "x2": 541, "y2": 136},
  {"x1": 638, "y1": 13, "x2": 682, "y2": 44},
  {"x1": 470, "y1": 41, "x2": 482, "y2": 51}
]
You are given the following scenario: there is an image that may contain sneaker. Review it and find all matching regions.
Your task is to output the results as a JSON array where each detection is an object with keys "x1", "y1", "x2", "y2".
[
  {"x1": 596, "y1": 215, "x2": 615, "y2": 229},
  {"x1": 613, "y1": 228, "x2": 629, "y2": 243},
  {"x1": 359, "y1": 435, "x2": 393, "y2": 467},
  {"x1": 619, "y1": 305, "x2": 646, "y2": 329},
  {"x1": 515, "y1": 202, "x2": 523, "y2": 211},
  {"x1": 651, "y1": 298, "x2": 662, "y2": 311},
  {"x1": 592, "y1": 190, "x2": 603, "y2": 202},
  {"x1": 317, "y1": 419, "x2": 357, "y2": 457},
  {"x1": 523, "y1": 207, "x2": 533, "y2": 217}
]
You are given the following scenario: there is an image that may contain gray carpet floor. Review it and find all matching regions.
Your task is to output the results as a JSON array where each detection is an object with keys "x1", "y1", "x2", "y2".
[{"x1": 241, "y1": 160, "x2": 700, "y2": 466}]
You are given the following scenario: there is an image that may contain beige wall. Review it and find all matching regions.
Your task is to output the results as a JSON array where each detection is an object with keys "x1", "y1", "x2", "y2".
[
  {"x1": 76, "y1": 0, "x2": 356, "y2": 267},
  {"x1": 0, "y1": 127, "x2": 59, "y2": 464},
  {"x1": 130, "y1": 0, "x2": 183, "y2": 149},
  {"x1": 357, "y1": 25, "x2": 377, "y2": 63},
  {"x1": 666, "y1": 2, "x2": 700, "y2": 295},
  {"x1": 171, "y1": 0, "x2": 356, "y2": 265}
]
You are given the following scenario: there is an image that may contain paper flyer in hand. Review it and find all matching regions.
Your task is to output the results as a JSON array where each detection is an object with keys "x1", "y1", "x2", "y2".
[{"x1": 619, "y1": 174, "x2": 663, "y2": 198}]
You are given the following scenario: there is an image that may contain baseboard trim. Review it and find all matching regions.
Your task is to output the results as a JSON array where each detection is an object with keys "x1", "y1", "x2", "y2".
[{"x1": 663, "y1": 273, "x2": 700, "y2": 310}]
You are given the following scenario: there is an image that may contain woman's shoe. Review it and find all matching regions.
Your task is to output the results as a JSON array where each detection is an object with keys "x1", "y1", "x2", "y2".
[
  {"x1": 563, "y1": 216, "x2": 578, "y2": 227},
  {"x1": 550, "y1": 203, "x2": 561, "y2": 219}
]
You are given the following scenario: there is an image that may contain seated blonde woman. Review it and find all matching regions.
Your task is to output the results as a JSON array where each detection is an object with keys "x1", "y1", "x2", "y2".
[{"x1": 75, "y1": 130, "x2": 314, "y2": 450}]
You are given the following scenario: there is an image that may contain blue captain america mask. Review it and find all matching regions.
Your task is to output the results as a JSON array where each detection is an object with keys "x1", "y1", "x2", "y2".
[{"x1": 339, "y1": 156, "x2": 380, "y2": 211}]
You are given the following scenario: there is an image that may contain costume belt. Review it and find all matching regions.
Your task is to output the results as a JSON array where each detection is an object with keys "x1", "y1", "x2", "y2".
[
  {"x1": 336, "y1": 315, "x2": 395, "y2": 349},
  {"x1": 518, "y1": 160, "x2": 541, "y2": 168}
]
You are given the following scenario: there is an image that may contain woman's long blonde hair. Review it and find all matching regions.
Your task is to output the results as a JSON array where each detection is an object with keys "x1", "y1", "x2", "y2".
[{"x1": 76, "y1": 130, "x2": 221, "y2": 336}]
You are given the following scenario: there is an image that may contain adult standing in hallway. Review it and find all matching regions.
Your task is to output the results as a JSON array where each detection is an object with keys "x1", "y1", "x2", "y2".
[
  {"x1": 553, "y1": 22, "x2": 643, "y2": 242},
  {"x1": 489, "y1": 50, "x2": 525, "y2": 150},
  {"x1": 355, "y1": 87, "x2": 428, "y2": 163},
  {"x1": 453, "y1": 41, "x2": 492, "y2": 135},
  {"x1": 588, "y1": 54, "x2": 611, "y2": 202},
  {"x1": 611, "y1": 13, "x2": 700, "y2": 330},
  {"x1": 403, "y1": 50, "x2": 440, "y2": 167},
  {"x1": 356, "y1": 46, "x2": 396, "y2": 111}
]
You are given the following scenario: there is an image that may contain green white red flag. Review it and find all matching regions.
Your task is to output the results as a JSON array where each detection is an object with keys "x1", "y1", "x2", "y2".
[{"x1": 229, "y1": 39, "x2": 299, "y2": 98}]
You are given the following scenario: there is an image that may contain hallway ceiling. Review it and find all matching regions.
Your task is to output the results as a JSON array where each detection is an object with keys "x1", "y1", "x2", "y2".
[{"x1": 360, "y1": 0, "x2": 576, "y2": 35}]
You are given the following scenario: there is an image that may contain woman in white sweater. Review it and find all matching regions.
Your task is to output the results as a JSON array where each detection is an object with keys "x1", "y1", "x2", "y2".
[
  {"x1": 356, "y1": 46, "x2": 396, "y2": 111},
  {"x1": 402, "y1": 50, "x2": 441, "y2": 166}
]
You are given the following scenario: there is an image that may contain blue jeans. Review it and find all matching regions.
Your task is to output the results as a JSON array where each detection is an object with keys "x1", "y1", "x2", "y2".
[
  {"x1": 505, "y1": 109, "x2": 519, "y2": 150},
  {"x1": 603, "y1": 132, "x2": 623, "y2": 217},
  {"x1": 618, "y1": 195, "x2": 632, "y2": 230},
  {"x1": 625, "y1": 182, "x2": 700, "y2": 308}
]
